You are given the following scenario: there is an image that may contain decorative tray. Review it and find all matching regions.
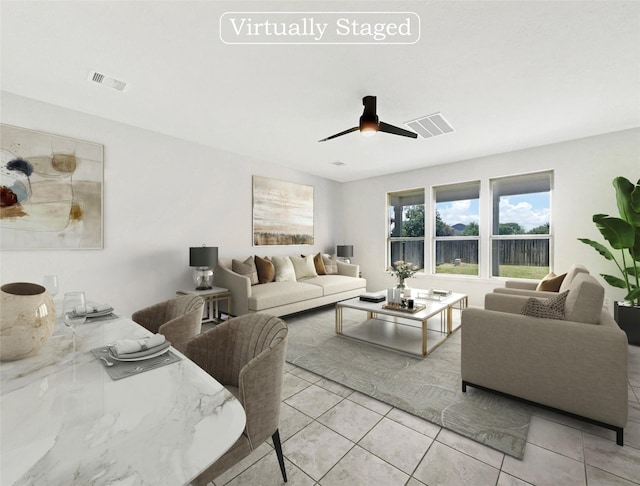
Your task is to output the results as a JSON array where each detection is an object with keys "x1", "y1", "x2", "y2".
[{"x1": 382, "y1": 303, "x2": 426, "y2": 314}]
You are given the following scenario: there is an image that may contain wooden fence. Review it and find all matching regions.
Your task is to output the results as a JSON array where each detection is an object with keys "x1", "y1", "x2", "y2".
[{"x1": 392, "y1": 239, "x2": 549, "y2": 267}]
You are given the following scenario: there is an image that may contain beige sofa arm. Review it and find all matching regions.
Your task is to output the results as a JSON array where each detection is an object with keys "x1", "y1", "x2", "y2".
[
  {"x1": 214, "y1": 265, "x2": 251, "y2": 316},
  {"x1": 461, "y1": 308, "x2": 628, "y2": 428},
  {"x1": 337, "y1": 261, "x2": 359, "y2": 278}
]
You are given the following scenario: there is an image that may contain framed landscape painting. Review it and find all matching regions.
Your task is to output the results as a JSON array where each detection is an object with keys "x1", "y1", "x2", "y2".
[
  {"x1": 0, "y1": 124, "x2": 104, "y2": 249},
  {"x1": 252, "y1": 175, "x2": 314, "y2": 246}
]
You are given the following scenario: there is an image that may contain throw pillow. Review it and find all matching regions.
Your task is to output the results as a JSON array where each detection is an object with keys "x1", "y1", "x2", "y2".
[
  {"x1": 232, "y1": 256, "x2": 259, "y2": 285},
  {"x1": 322, "y1": 253, "x2": 338, "y2": 275},
  {"x1": 536, "y1": 272, "x2": 567, "y2": 292},
  {"x1": 520, "y1": 291, "x2": 569, "y2": 320},
  {"x1": 272, "y1": 256, "x2": 297, "y2": 282},
  {"x1": 313, "y1": 252, "x2": 327, "y2": 275},
  {"x1": 290, "y1": 255, "x2": 318, "y2": 280},
  {"x1": 254, "y1": 255, "x2": 275, "y2": 284}
]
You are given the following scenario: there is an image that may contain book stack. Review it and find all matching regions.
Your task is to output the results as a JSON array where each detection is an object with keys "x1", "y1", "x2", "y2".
[{"x1": 359, "y1": 292, "x2": 386, "y2": 303}]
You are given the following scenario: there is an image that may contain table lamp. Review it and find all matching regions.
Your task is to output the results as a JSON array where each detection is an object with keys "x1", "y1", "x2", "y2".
[
  {"x1": 337, "y1": 245, "x2": 354, "y2": 263},
  {"x1": 189, "y1": 246, "x2": 218, "y2": 290}
]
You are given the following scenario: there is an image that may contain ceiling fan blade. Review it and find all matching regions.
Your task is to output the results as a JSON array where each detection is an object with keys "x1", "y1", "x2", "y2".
[
  {"x1": 379, "y1": 121, "x2": 418, "y2": 139},
  {"x1": 318, "y1": 126, "x2": 359, "y2": 142}
]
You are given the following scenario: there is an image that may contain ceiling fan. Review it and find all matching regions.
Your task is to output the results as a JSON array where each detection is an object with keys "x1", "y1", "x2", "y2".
[{"x1": 318, "y1": 95, "x2": 418, "y2": 142}]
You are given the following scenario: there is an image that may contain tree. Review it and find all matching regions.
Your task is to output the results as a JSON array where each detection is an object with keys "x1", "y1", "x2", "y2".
[
  {"x1": 499, "y1": 222, "x2": 524, "y2": 235},
  {"x1": 527, "y1": 223, "x2": 549, "y2": 234},
  {"x1": 462, "y1": 221, "x2": 479, "y2": 236},
  {"x1": 402, "y1": 205, "x2": 425, "y2": 237},
  {"x1": 435, "y1": 210, "x2": 454, "y2": 236}
]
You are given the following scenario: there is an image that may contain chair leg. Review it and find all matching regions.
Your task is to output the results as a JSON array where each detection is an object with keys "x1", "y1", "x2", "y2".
[{"x1": 272, "y1": 429, "x2": 287, "y2": 483}]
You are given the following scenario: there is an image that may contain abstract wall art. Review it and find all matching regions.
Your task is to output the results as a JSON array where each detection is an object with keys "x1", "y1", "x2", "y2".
[
  {"x1": 0, "y1": 124, "x2": 104, "y2": 249},
  {"x1": 252, "y1": 175, "x2": 314, "y2": 246}
]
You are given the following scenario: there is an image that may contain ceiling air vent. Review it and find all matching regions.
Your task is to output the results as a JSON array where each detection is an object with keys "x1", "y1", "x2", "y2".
[
  {"x1": 88, "y1": 70, "x2": 127, "y2": 91},
  {"x1": 404, "y1": 113, "x2": 454, "y2": 139}
]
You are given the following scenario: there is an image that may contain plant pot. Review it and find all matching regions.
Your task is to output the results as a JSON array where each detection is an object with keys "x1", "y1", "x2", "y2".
[
  {"x1": 614, "y1": 301, "x2": 640, "y2": 346},
  {"x1": 0, "y1": 282, "x2": 56, "y2": 361}
]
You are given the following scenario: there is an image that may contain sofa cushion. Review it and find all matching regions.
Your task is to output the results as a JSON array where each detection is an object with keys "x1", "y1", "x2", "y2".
[
  {"x1": 322, "y1": 254, "x2": 338, "y2": 274},
  {"x1": 536, "y1": 272, "x2": 566, "y2": 292},
  {"x1": 232, "y1": 257, "x2": 259, "y2": 285},
  {"x1": 248, "y1": 281, "x2": 322, "y2": 311},
  {"x1": 313, "y1": 253, "x2": 327, "y2": 275},
  {"x1": 564, "y1": 273, "x2": 604, "y2": 324},
  {"x1": 304, "y1": 275, "x2": 367, "y2": 296},
  {"x1": 290, "y1": 255, "x2": 318, "y2": 280},
  {"x1": 272, "y1": 256, "x2": 297, "y2": 282},
  {"x1": 255, "y1": 255, "x2": 275, "y2": 284},
  {"x1": 559, "y1": 264, "x2": 589, "y2": 293},
  {"x1": 521, "y1": 291, "x2": 568, "y2": 320}
]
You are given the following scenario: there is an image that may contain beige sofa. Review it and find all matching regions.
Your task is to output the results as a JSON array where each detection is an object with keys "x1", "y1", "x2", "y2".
[
  {"x1": 461, "y1": 270, "x2": 628, "y2": 445},
  {"x1": 215, "y1": 257, "x2": 367, "y2": 317}
]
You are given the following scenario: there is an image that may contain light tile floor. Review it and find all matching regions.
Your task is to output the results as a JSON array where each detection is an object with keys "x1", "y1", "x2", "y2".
[{"x1": 207, "y1": 340, "x2": 640, "y2": 486}]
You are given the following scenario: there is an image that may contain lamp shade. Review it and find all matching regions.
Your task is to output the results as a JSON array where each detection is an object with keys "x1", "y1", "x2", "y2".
[
  {"x1": 189, "y1": 246, "x2": 218, "y2": 268},
  {"x1": 336, "y1": 245, "x2": 353, "y2": 258}
]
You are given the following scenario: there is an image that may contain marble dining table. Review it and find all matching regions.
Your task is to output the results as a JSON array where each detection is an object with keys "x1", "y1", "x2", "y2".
[{"x1": 0, "y1": 313, "x2": 246, "y2": 486}]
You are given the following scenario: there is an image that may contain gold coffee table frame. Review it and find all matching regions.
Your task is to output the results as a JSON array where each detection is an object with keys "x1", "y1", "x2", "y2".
[{"x1": 335, "y1": 291, "x2": 468, "y2": 357}]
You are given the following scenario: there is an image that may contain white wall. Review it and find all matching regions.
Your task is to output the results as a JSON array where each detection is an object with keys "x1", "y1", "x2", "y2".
[
  {"x1": 0, "y1": 92, "x2": 343, "y2": 315},
  {"x1": 341, "y1": 128, "x2": 640, "y2": 309}
]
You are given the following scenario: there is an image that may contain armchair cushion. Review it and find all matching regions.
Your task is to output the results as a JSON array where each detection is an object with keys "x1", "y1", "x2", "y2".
[
  {"x1": 535, "y1": 272, "x2": 566, "y2": 291},
  {"x1": 521, "y1": 291, "x2": 568, "y2": 320}
]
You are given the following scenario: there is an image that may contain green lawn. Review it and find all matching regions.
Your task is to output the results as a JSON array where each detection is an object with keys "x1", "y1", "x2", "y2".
[
  {"x1": 435, "y1": 263, "x2": 478, "y2": 276},
  {"x1": 435, "y1": 263, "x2": 548, "y2": 279},
  {"x1": 497, "y1": 265, "x2": 549, "y2": 279}
]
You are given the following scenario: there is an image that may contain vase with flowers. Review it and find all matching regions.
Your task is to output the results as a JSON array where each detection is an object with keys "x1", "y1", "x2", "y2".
[{"x1": 387, "y1": 260, "x2": 420, "y2": 289}]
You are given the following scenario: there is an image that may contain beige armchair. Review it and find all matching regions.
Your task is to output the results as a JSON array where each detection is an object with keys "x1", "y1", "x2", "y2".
[
  {"x1": 462, "y1": 272, "x2": 628, "y2": 445},
  {"x1": 131, "y1": 294, "x2": 204, "y2": 353},
  {"x1": 184, "y1": 313, "x2": 288, "y2": 485}
]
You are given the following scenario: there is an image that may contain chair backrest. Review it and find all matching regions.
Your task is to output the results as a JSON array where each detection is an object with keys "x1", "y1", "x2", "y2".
[
  {"x1": 564, "y1": 273, "x2": 604, "y2": 324},
  {"x1": 559, "y1": 264, "x2": 590, "y2": 293},
  {"x1": 184, "y1": 313, "x2": 288, "y2": 445},
  {"x1": 166, "y1": 294, "x2": 204, "y2": 321}
]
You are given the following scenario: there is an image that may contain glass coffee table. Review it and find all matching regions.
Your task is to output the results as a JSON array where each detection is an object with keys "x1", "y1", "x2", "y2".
[{"x1": 335, "y1": 291, "x2": 468, "y2": 357}]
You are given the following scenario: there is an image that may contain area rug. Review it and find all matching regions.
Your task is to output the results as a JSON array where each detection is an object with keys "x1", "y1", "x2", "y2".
[{"x1": 284, "y1": 307, "x2": 532, "y2": 459}]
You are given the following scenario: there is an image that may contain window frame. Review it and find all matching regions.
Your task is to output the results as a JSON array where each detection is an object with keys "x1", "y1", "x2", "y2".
[
  {"x1": 387, "y1": 188, "x2": 425, "y2": 271},
  {"x1": 489, "y1": 171, "x2": 553, "y2": 279},
  {"x1": 432, "y1": 181, "x2": 481, "y2": 277}
]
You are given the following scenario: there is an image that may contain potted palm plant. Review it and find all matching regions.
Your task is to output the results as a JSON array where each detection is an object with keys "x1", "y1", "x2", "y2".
[{"x1": 578, "y1": 176, "x2": 640, "y2": 344}]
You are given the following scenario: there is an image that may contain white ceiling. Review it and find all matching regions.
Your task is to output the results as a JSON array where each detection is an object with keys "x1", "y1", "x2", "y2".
[{"x1": 1, "y1": 1, "x2": 639, "y2": 182}]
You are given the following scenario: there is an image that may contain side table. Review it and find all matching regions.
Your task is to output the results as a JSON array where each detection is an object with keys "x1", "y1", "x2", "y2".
[{"x1": 176, "y1": 287, "x2": 232, "y2": 324}]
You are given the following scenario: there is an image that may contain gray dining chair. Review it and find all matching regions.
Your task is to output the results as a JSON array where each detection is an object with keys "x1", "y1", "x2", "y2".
[
  {"x1": 131, "y1": 294, "x2": 204, "y2": 353},
  {"x1": 184, "y1": 313, "x2": 288, "y2": 485}
]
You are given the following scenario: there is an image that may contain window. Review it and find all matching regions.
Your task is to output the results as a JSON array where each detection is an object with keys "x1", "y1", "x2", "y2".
[
  {"x1": 491, "y1": 172, "x2": 552, "y2": 279},
  {"x1": 387, "y1": 188, "x2": 424, "y2": 270},
  {"x1": 433, "y1": 182, "x2": 480, "y2": 276}
]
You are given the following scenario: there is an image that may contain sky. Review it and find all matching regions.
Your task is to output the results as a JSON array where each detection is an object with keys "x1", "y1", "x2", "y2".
[{"x1": 436, "y1": 192, "x2": 550, "y2": 231}]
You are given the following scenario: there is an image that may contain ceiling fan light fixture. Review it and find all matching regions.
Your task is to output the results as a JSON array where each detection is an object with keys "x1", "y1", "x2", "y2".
[
  {"x1": 360, "y1": 123, "x2": 378, "y2": 136},
  {"x1": 359, "y1": 116, "x2": 379, "y2": 136}
]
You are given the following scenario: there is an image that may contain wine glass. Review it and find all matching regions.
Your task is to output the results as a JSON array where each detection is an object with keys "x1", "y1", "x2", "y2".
[
  {"x1": 43, "y1": 275, "x2": 59, "y2": 297},
  {"x1": 63, "y1": 291, "x2": 87, "y2": 355}
]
